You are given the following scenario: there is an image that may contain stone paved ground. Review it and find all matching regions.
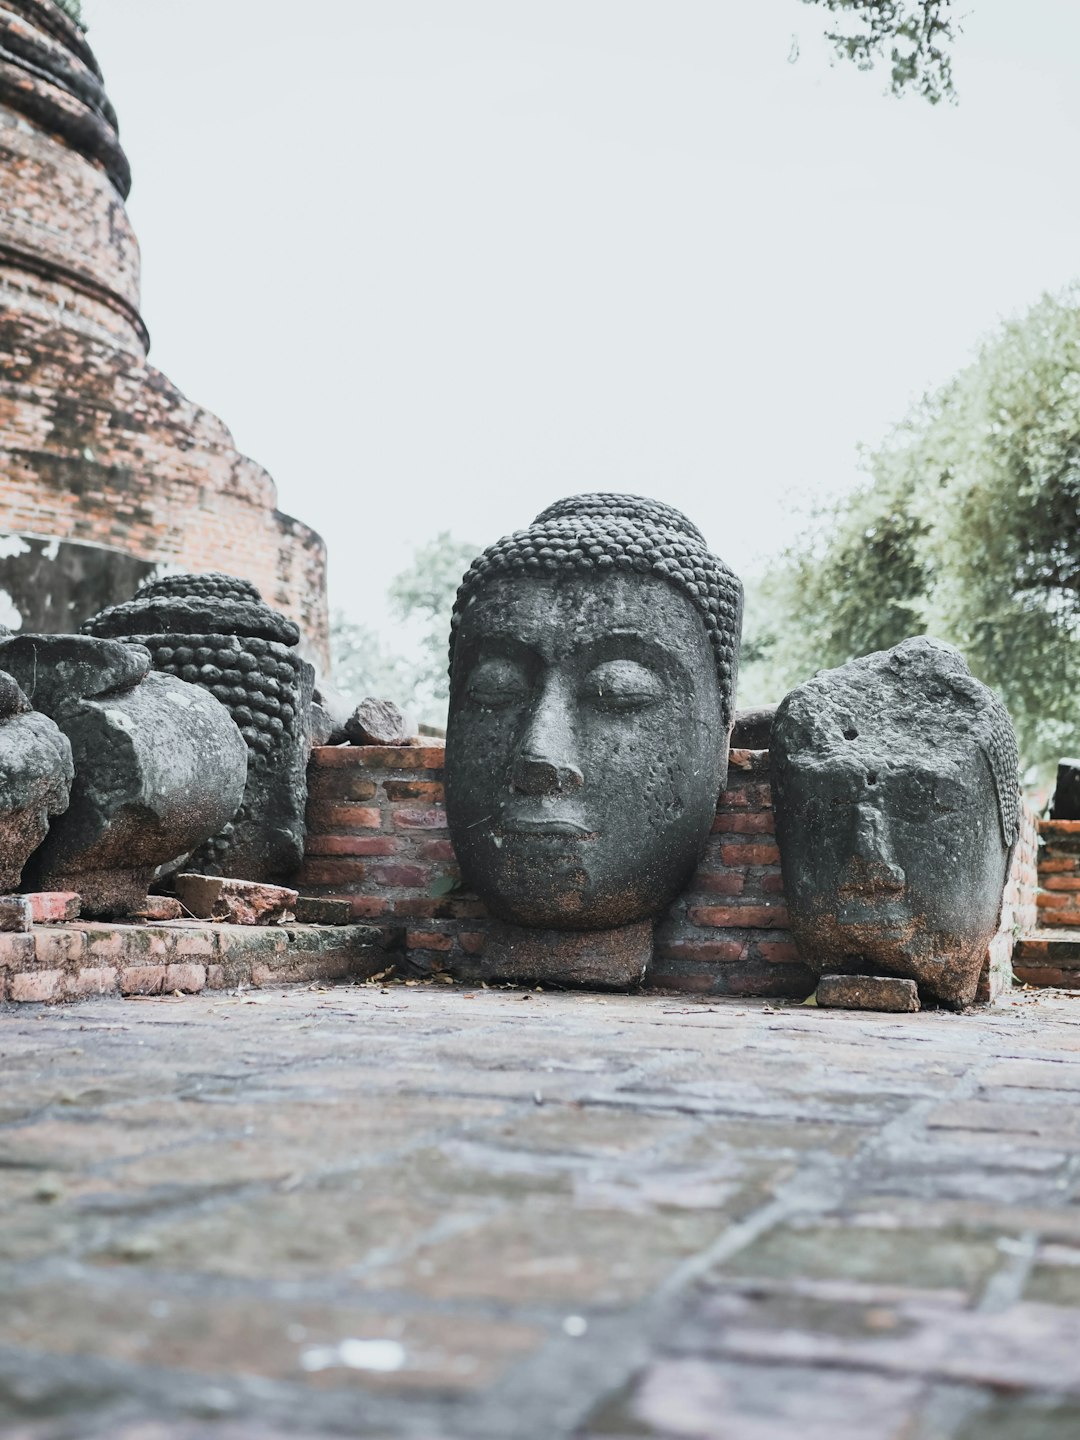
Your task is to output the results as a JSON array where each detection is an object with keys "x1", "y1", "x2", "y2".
[{"x1": 3, "y1": 984, "x2": 1080, "y2": 1438}]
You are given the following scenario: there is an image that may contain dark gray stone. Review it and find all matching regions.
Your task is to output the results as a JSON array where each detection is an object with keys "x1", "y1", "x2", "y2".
[
  {"x1": 0, "y1": 634, "x2": 247, "y2": 916},
  {"x1": 1051, "y1": 759, "x2": 1080, "y2": 821},
  {"x1": 312, "y1": 677, "x2": 353, "y2": 745},
  {"x1": 345, "y1": 697, "x2": 412, "y2": 747},
  {"x1": 445, "y1": 493, "x2": 742, "y2": 987},
  {"x1": 0, "y1": 669, "x2": 73, "y2": 890},
  {"x1": 771, "y1": 637, "x2": 1020, "y2": 1009},
  {"x1": 731, "y1": 705, "x2": 776, "y2": 750},
  {"x1": 84, "y1": 573, "x2": 314, "y2": 883},
  {"x1": 309, "y1": 702, "x2": 334, "y2": 748}
]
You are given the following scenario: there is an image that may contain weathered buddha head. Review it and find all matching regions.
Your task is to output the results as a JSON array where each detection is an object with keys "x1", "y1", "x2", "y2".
[
  {"x1": 445, "y1": 494, "x2": 743, "y2": 931},
  {"x1": 771, "y1": 637, "x2": 1021, "y2": 1007}
]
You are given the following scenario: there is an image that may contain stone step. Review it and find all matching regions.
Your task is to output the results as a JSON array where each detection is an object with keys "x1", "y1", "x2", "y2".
[{"x1": 1013, "y1": 929, "x2": 1080, "y2": 988}]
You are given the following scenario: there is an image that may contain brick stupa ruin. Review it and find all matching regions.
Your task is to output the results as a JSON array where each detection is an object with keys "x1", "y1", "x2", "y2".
[{"x1": 0, "y1": 0, "x2": 329, "y2": 665}]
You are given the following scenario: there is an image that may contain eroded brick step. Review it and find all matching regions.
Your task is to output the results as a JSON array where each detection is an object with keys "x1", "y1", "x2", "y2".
[{"x1": 0, "y1": 922, "x2": 386, "y2": 1004}]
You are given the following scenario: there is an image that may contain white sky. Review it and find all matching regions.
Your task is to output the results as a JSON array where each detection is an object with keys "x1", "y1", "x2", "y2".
[{"x1": 81, "y1": 1, "x2": 1080, "y2": 633}]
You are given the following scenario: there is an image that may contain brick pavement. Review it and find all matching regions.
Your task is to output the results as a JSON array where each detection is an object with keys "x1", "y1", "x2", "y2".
[{"x1": 3, "y1": 982, "x2": 1080, "y2": 1438}]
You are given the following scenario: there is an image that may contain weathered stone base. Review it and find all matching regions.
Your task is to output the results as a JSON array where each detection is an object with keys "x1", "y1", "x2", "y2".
[
  {"x1": 482, "y1": 918, "x2": 652, "y2": 990},
  {"x1": 0, "y1": 921, "x2": 387, "y2": 1004}
]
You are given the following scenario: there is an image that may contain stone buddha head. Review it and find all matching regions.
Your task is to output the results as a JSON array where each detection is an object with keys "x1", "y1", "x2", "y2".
[
  {"x1": 445, "y1": 494, "x2": 742, "y2": 933},
  {"x1": 771, "y1": 637, "x2": 1021, "y2": 1008}
]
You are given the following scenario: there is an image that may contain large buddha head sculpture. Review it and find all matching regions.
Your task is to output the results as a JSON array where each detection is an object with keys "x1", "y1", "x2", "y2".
[
  {"x1": 771, "y1": 637, "x2": 1021, "y2": 1008},
  {"x1": 445, "y1": 494, "x2": 743, "y2": 940}
]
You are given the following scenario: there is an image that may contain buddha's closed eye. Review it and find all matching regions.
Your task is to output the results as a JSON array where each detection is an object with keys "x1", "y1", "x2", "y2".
[
  {"x1": 466, "y1": 656, "x2": 529, "y2": 708},
  {"x1": 580, "y1": 659, "x2": 664, "y2": 711}
]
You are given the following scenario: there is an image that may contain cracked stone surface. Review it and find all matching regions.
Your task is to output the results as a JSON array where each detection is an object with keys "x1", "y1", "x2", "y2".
[{"x1": 2, "y1": 984, "x2": 1080, "y2": 1438}]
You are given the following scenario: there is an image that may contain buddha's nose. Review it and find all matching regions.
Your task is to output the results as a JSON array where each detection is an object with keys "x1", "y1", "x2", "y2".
[
  {"x1": 511, "y1": 754, "x2": 585, "y2": 796},
  {"x1": 511, "y1": 683, "x2": 584, "y2": 796},
  {"x1": 852, "y1": 802, "x2": 905, "y2": 889}
]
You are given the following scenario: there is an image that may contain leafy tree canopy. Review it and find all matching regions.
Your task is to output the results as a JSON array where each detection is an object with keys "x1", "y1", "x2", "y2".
[
  {"x1": 56, "y1": 0, "x2": 82, "y2": 23},
  {"x1": 802, "y1": 0, "x2": 958, "y2": 103},
  {"x1": 743, "y1": 287, "x2": 1080, "y2": 777},
  {"x1": 331, "y1": 532, "x2": 477, "y2": 728}
]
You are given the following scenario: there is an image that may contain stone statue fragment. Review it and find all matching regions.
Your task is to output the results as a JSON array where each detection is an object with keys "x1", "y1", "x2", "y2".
[
  {"x1": 771, "y1": 637, "x2": 1021, "y2": 1008},
  {"x1": 85, "y1": 573, "x2": 314, "y2": 882},
  {"x1": 0, "y1": 667, "x2": 73, "y2": 891},
  {"x1": 0, "y1": 634, "x2": 247, "y2": 916},
  {"x1": 1051, "y1": 759, "x2": 1080, "y2": 821},
  {"x1": 445, "y1": 492, "x2": 743, "y2": 987}
]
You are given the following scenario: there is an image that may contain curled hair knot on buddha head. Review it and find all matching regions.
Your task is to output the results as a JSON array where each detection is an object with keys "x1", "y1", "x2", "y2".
[{"x1": 448, "y1": 493, "x2": 743, "y2": 730}]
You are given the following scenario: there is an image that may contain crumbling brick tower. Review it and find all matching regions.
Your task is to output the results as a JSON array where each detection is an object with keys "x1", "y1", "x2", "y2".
[{"x1": 0, "y1": 0, "x2": 329, "y2": 667}]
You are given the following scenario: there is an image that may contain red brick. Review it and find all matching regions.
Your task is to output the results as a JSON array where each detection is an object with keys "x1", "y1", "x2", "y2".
[
  {"x1": 120, "y1": 965, "x2": 167, "y2": 996},
  {"x1": 459, "y1": 931, "x2": 487, "y2": 955},
  {"x1": 1042, "y1": 910, "x2": 1080, "y2": 928},
  {"x1": 1043, "y1": 875, "x2": 1080, "y2": 891},
  {"x1": 25, "y1": 892, "x2": 81, "y2": 923},
  {"x1": 383, "y1": 780, "x2": 445, "y2": 802},
  {"x1": 166, "y1": 963, "x2": 206, "y2": 993},
  {"x1": 10, "y1": 970, "x2": 63, "y2": 1003},
  {"x1": 712, "y1": 811, "x2": 775, "y2": 836},
  {"x1": 303, "y1": 835, "x2": 399, "y2": 857},
  {"x1": 688, "y1": 904, "x2": 789, "y2": 929},
  {"x1": 348, "y1": 897, "x2": 391, "y2": 919},
  {"x1": 406, "y1": 930, "x2": 453, "y2": 952},
  {"x1": 65, "y1": 967, "x2": 118, "y2": 999},
  {"x1": 1038, "y1": 890, "x2": 1074, "y2": 909},
  {"x1": 344, "y1": 746, "x2": 446, "y2": 771},
  {"x1": 694, "y1": 872, "x2": 745, "y2": 896},
  {"x1": 1039, "y1": 857, "x2": 1078, "y2": 874},
  {"x1": 718, "y1": 843, "x2": 781, "y2": 867},
  {"x1": 307, "y1": 804, "x2": 382, "y2": 831},
  {"x1": 371, "y1": 864, "x2": 431, "y2": 889},
  {"x1": 0, "y1": 933, "x2": 37, "y2": 968},
  {"x1": 755, "y1": 940, "x2": 801, "y2": 963},
  {"x1": 390, "y1": 806, "x2": 448, "y2": 831},
  {"x1": 657, "y1": 938, "x2": 749, "y2": 963},
  {"x1": 295, "y1": 859, "x2": 366, "y2": 887}
]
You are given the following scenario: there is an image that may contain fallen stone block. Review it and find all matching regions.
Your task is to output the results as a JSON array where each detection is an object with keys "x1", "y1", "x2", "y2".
[
  {"x1": 25, "y1": 892, "x2": 81, "y2": 923},
  {"x1": 0, "y1": 896, "x2": 32, "y2": 932},
  {"x1": 816, "y1": 973, "x2": 920, "y2": 1012},
  {"x1": 345, "y1": 697, "x2": 414, "y2": 747},
  {"x1": 174, "y1": 874, "x2": 298, "y2": 926},
  {"x1": 294, "y1": 896, "x2": 353, "y2": 926}
]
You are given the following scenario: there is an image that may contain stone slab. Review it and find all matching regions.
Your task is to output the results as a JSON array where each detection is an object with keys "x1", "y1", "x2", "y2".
[
  {"x1": 816, "y1": 973, "x2": 921, "y2": 1012},
  {"x1": 1, "y1": 987, "x2": 1080, "y2": 1436}
]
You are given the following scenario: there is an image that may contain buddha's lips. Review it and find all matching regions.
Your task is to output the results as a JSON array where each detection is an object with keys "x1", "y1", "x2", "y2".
[{"x1": 496, "y1": 819, "x2": 598, "y2": 840}]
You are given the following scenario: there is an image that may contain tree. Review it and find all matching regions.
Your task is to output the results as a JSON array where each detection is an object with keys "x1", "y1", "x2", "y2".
[
  {"x1": 57, "y1": 0, "x2": 82, "y2": 22},
  {"x1": 742, "y1": 287, "x2": 1080, "y2": 776},
  {"x1": 331, "y1": 532, "x2": 477, "y2": 728},
  {"x1": 802, "y1": 0, "x2": 958, "y2": 103}
]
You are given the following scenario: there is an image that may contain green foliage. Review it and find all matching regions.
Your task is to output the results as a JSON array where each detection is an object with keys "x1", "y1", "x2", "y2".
[
  {"x1": 56, "y1": 0, "x2": 83, "y2": 23},
  {"x1": 802, "y1": 0, "x2": 958, "y2": 103},
  {"x1": 745, "y1": 288, "x2": 1080, "y2": 775},
  {"x1": 330, "y1": 532, "x2": 477, "y2": 728}
]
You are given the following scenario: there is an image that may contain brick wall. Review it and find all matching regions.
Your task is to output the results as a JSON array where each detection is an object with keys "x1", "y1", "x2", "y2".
[
  {"x1": 1036, "y1": 820, "x2": 1080, "y2": 929},
  {"x1": 0, "y1": 3, "x2": 329, "y2": 666},
  {"x1": 298, "y1": 745, "x2": 1039, "y2": 999}
]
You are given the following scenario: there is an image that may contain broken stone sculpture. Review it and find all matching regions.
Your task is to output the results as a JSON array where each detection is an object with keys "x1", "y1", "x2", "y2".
[
  {"x1": 771, "y1": 636, "x2": 1021, "y2": 1008},
  {"x1": 445, "y1": 492, "x2": 743, "y2": 988},
  {"x1": 0, "y1": 634, "x2": 247, "y2": 916},
  {"x1": 0, "y1": 666, "x2": 74, "y2": 891},
  {"x1": 84, "y1": 573, "x2": 314, "y2": 881},
  {"x1": 1051, "y1": 759, "x2": 1080, "y2": 821}
]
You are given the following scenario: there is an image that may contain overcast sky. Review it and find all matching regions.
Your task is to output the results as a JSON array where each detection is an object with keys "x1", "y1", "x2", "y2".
[{"x1": 81, "y1": 0, "x2": 1080, "y2": 632}]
